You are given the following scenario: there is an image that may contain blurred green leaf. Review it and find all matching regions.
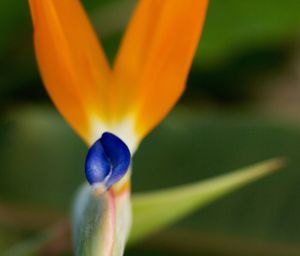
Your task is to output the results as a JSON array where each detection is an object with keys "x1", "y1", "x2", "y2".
[
  {"x1": 196, "y1": 0, "x2": 300, "y2": 67},
  {"x1": 2, "y1": 220, "x2": 70, "y2": 256},
  {"x1": 2, "y1": 233, "x2": 50, "y2": 256},
  {"x1": 133, "y1": 109, "x2": 300, "y2": 246},
  {"x1": 0, "y1": 1, "x2": 29, "y2": 55},
  {"x1": 0, "y1": 107, "x2": 86, "y2": 210},
  {"x1": 129, "y1": 158, "x2": 283, "y2": 244},
  {"x1": 129, "y1": 229, "x2": 300, "y2": 256}
]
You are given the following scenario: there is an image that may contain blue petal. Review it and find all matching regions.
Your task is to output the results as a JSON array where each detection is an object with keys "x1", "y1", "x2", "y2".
[
  {"x1": 100, "y1": 132, "x2": 131, "y2": 188},
  {"x1": 85, "y1": 132, "x2": 131, "y2": 189},
  {"x1": 85, "y1": 140, "x2": 111, "y2": 185}
]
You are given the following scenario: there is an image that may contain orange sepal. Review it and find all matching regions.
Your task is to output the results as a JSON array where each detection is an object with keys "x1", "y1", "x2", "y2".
[
  {"x1": 114, "y1": 0, "x2": 208, "y2": 139},
  {"x1": 29, "y1": 0, "x2": 112, "y2": 144}
]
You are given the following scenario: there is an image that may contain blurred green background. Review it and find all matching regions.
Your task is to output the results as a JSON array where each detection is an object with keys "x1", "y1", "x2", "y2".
[{"x1": 1, "y1": 0, "x2": 300, "y2": 255}]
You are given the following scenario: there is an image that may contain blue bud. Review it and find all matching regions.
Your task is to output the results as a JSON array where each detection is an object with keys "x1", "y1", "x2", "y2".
[{"x1": 85, "y1": 132, "x2": 131, "y2": 190}]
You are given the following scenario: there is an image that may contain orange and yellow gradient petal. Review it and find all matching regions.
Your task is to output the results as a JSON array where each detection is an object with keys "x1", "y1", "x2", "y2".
[
  {"x1": 114, "y1": 0, "x2": 208, "y2": 140},
  {"x1": 29, "y1": 0, "x2": 112, "y2": 146},
  {"x1": 29, "y1": 2, "x2": 209, "y2": 252},
  {"x1": 29, "y1": 0, "x2": 208, "y2": 153}
]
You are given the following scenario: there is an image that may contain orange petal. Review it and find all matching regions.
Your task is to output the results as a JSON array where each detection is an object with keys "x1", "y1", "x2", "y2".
[
  {"x1": 29, "y1": 0, "x2": 112, "y2": 144},
  {"x1": 113, "y1": 0, "x2": 208, "y2": 139}
]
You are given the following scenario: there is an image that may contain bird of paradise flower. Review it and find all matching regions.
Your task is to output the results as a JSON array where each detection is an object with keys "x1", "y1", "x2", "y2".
[{"x1": 28, "y1": 1, "x2": 283, "y2": 255}]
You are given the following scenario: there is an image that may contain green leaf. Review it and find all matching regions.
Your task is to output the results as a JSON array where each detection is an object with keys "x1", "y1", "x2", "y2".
[{"x1": 129, "y1": 158, "x2": 284, "y2": 244}]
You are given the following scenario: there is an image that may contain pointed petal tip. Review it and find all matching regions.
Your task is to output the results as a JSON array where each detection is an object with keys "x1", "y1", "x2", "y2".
[
  {"x1": 114, "y1": 0, "x2": 209, "y2": 140},
  {"x1": 29, "y1": 0, "x2": 112, "y2": 144}
]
